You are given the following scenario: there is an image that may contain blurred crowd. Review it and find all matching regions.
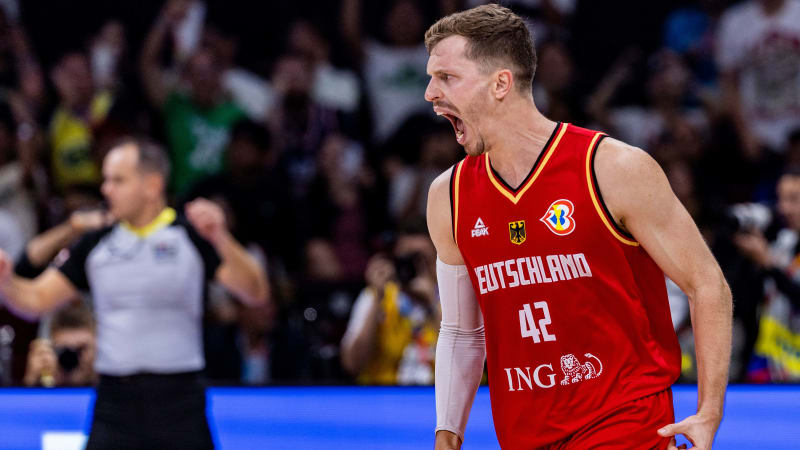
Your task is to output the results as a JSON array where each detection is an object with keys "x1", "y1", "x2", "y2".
[{"x1": 1, "y1": 0, "x2": 800, "y2": 386}]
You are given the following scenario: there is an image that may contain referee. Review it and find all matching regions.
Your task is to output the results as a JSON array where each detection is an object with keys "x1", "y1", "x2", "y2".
[{"x1": 0, "y1": 137, "x2": 269, "y2": 449}]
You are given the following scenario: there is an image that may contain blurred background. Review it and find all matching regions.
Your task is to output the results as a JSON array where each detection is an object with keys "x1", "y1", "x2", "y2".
[{"x1": 0, "y1": 0, "x2": 799, "y2": 390}]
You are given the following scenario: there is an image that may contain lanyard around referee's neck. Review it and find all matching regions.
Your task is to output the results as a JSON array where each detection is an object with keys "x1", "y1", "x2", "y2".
[{"x1": 122, "y1": 207, "x2": 176, "y2": 238}]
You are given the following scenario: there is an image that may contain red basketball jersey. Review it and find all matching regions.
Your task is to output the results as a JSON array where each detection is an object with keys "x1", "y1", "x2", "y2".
[{"x1": 451, "y1": 123, "x2": 681, "y2": 448}]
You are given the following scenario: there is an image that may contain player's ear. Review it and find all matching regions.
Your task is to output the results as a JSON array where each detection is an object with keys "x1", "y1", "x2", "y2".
[{"x1": 493, "y1": 69, "x2": 513, "y2": 100}]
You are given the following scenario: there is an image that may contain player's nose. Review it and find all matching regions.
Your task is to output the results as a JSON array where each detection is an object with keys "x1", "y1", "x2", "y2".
[{"x1": 424, "y1": 78, "x2": 440, "y2": 102}]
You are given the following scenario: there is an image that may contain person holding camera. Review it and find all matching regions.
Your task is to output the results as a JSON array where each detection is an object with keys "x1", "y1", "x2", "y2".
[
  {"x1": 340, "y1": 224, "x2": 440, "y2": 385},
  {"x1": 24, "y1": 303, "x2": 96, "y2": 387},
  {"x1": 735, "y1": 169, "x2": 800, "y2": 382}
]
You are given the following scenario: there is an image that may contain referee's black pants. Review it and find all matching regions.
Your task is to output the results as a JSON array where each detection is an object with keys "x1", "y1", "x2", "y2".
[{"x1": 86, "y1": 371, "x2": 214, "y2": 450}]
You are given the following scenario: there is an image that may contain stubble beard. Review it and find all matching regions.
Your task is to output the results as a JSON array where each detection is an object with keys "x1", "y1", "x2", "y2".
[{"x1": 464, "y1": 135, "x2": 486, "y2": 157}]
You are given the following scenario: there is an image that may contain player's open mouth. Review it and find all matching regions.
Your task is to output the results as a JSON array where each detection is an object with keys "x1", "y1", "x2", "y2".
[{"x1": 442, "y1": 113, "x2": 466, "y2": 144}]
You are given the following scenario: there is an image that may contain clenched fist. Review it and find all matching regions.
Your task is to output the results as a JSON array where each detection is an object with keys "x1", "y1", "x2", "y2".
[{"x1": 185, "y1": 198, "x2": 228, "y2": 246}]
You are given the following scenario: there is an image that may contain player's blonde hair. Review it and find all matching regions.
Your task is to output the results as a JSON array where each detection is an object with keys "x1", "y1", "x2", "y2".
[{"x1": 424, "y1": 4, "x2": 536, "y2": 93}]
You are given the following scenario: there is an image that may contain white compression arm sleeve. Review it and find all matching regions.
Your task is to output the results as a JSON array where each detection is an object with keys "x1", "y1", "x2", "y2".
[{"x1": 435, "y1": 258, "x2": 486, "y2": 442}]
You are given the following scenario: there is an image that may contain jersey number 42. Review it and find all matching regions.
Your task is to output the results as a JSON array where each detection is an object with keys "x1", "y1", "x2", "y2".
[{"x1": 519, "y1": 301, "x2": 556, "y2": 343}]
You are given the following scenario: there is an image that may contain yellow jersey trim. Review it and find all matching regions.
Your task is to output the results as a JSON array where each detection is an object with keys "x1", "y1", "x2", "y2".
[
  {"x1": 122, "y1": 207, "x2": 177, "y2": 238},
  {"x1": 485, "y1": 123, "x2": 567, "y2": 205},
  {"x1": 453, "y1": 160, "x2": 464, "y2": 247},
  {"x1": 585, "y1": 133, "x2": 639, "y2": 247}
]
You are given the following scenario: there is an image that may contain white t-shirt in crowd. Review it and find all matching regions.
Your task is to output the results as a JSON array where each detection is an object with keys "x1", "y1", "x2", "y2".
[
  {"x1": 312, "y1": 63, "x2": 361, "y2": 114},
  {"x1": 716, "y1": 0, "x2": 800, "y2": 151},
  {"x1": 608, "y1": 106, "x2": 708, "y2": 150},
  {"x1": 363, "y1": 41, "x2": 432, "y2": 143}
]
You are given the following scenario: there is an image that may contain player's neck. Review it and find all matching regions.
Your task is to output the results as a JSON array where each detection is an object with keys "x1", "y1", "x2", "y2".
[{"x1": 484, "y1": 100, "x2": 557, "y2": 188}]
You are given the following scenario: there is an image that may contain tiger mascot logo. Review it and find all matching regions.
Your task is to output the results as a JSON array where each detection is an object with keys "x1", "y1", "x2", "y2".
[{"x1": 559, "y1": 353, "x2": 603, "y2": 385}]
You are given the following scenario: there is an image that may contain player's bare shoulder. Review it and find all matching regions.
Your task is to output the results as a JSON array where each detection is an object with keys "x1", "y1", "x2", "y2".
[
  {"x1": 594, "y1": 137, "x2": 660, "y2": 178},
  {"x1": 427, "y1": 166, "x2": 463, "y2": 264},
  {"x1": 594, "y1": 136, "x2": 673, "y2": 233},
  {"x1": 428, "y1": 166, "x2": 453, "y2": 207},
  {"x1": 427, "y1": 166, "x2": 454, "y2": 241}
]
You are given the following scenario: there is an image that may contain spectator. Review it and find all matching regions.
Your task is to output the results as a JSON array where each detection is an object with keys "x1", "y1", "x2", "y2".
[
  {"x1": 287, "y1": 19, "x2": 362, "y2": 117},
  {"x1": 341, "y1": 0, "x2": 434, "y2": 143},
  {"x1": 0, "y1": 7, "x2": 44, "y2": 114},
  {"x1": 532, "y1": 39, "x2": 583, "y2": 124},
  {"x1": 237, "y1": 300, "x2": 277, "y2": 385},
  {"x1": 23, "y1": 302, "x2": 96, "y2": 387},
  {"x1": 182, "y1": 120, "x2": 292, "y2": 264},
  {"x1": 464, "y1": 0, "x2": 576, "y2": 43},
  {"x1": 588, "y1": 48, "x2": 708, "y2": 151},
  {"x1": 716, "y1": 0, "x2": 800, "y2": 157},
  {"x1": 89, "y1": 20, "x2": 126, "y2": 92},
  {"x1": 663, "y1": 0, "x2": 725, "y2": 88},
  {"x1": 269, "y1": 53, "x2": 340, "y2": 203},
  {"x1": 385, "y1": 118, "x2": 460, "y2": 222},
  {"x1": 0, "y1": 100, "x2": 44, "y2": 251},
  {"x1": 199, "y1": 24, "x2": 276, "y2": 123},
  {"x1": 340, "y1": 221, "x2": 439, "y2": 385},
  {"x1": 306, "y1": 134, "x2": 375, "y2": 282},
  {"x1": 785, "y1": 129, "x2": 800, "y2": 171},
  {"x1": 140, "y1": 0, "x2": 245, "y2": 195},
  {"x1": 734, "y1": 169, "x2": 800, "y2": 382},
  {"x1": 0, "y1": 107, "x2": 36, "y2": 258},
  {"x1": 48, "y1": 52, "x2": 112, "y2": 192}
]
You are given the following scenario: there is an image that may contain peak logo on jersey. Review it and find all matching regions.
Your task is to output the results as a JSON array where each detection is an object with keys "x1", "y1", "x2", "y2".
[
  {"x1": 540, "y1": 199, "x2": 576, "y2": 236},
  {"x1": 472, "y1": 218, "x2": 489, "y2": 237},
  {"x1": 509, "y1": 220, "x2": 526, "y2": 245}
]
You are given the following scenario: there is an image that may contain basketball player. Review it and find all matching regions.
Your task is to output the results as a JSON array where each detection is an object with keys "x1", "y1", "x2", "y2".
[{"x1": 425, "y1": 5, "x2": 731, "y2": 450}]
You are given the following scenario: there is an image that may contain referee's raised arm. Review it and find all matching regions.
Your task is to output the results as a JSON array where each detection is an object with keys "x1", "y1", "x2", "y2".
[{"x1": 184, "y1": 197, "x2": 270, "y2": 306}]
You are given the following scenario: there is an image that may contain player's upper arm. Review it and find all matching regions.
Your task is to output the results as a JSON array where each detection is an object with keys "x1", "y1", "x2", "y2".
[
  {"x1": 427, "y1": 167, "x2": 464, "y2": 265},
  {"x1": 595, "y1": 138, "x2": 727, "y2": 299}
]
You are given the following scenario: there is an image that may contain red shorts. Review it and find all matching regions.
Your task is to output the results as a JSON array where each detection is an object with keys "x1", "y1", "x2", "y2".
[{"x1": 545, "y1": 388, "x2": 675, "y2": 450}]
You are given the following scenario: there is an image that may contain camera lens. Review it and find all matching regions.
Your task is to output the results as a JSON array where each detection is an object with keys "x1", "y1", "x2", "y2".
[{"x1": 56, "y1": 347, "x2": 81, "y2": 373}]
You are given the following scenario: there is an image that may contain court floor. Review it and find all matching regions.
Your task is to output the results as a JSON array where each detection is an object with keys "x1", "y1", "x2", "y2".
[{"x1": 0, "y1": 385, "x2": 798, "y2": 449}]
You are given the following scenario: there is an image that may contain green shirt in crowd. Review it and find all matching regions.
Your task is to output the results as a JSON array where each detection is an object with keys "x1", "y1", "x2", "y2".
[{"x1": 163, "y1": 91, "x2": 245, "y2": 194}]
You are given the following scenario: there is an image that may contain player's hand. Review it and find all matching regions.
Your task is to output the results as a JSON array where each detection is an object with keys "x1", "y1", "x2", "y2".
[
  {"x1": 434, "y1": 430, "x2": 461, "y2": 450},
  {"x1": 658, "y1": 413, "x2": 720, "y2": 450},
  {"x1": 0, "y1": 249, "x2": 13, "y2": 283},
  {"x1": 185, "y1": 198, "x2": 228, "y2": 246}
]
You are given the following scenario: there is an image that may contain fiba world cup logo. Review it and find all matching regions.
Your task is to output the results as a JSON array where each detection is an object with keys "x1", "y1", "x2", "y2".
[{"x1": 540, "y1": 199, "x2": 576, "y2": 236}]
